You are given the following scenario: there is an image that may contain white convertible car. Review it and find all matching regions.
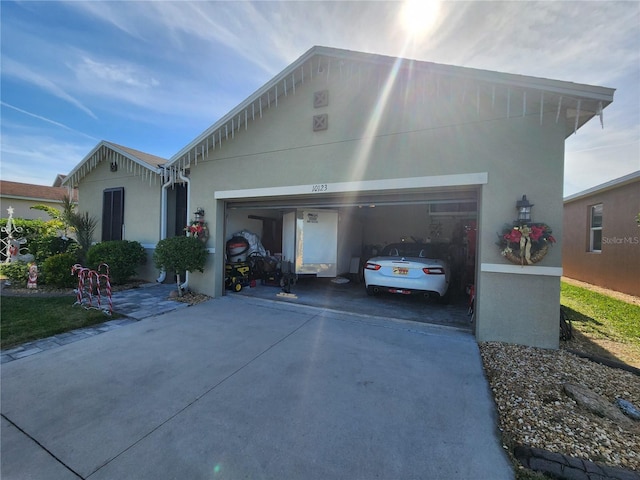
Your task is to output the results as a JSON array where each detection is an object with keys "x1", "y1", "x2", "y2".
[{"x1": 364, "y1": 243, "x2": 451, "y2": 301}]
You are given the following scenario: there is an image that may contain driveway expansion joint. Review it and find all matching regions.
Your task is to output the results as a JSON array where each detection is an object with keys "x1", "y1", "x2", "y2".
[
  {"x1": 1, "y1": 413, "x2": 85, "y2": 480},
  {"x1": 84, "y1": 314, "x2": 317, "y2": 479}
]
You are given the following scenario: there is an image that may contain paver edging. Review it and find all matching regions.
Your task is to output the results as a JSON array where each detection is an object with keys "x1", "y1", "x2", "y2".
[{"x1": 514, "y1": 445, "x2": 640, "y2": 480}]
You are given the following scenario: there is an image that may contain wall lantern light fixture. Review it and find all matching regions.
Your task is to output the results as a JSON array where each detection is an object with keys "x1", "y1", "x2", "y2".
[{"x1": 516, "y1": 195, "x2": 534, "y2": 223}]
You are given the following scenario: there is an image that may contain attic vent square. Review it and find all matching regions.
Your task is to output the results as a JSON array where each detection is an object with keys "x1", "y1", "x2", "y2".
[
  {"x1": 314, "y1": 90, "x2": 329, "y2": 108},
  {"x1": 313, "y1": 114, "x2": 328, "y2": 131}
]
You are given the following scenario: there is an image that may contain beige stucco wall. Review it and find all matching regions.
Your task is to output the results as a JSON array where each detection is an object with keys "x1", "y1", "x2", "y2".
[
  {"x1": 179, "y1": 66, "x2": 566, "y2": 348},
  {"x1": 474, "y1": 115, "x2": 566, "y2": 348},
  {"x1": 77, "y1": 159, "x2": 163, "y2": 281},
  {"x1": 0, "y1": 198, "x2": 64, "y2": 221}
]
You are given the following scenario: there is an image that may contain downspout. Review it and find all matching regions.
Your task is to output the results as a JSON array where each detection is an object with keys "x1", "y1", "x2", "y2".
[
  {"x1": 156, "y1": 168, "x2": 173, "y2": 283},
  {"x1": 178, "y1": 169, "x2": 191, "y2": 291}
]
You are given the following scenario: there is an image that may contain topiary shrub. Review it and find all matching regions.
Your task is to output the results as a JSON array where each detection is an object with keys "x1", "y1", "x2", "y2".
[
  {"x1": 154, "y1": 236, "x2": 207, "y2": 296},
  {"x1": 42, "y1": 253, "x2": 79, "y2": 288},
  {"x1": 0, "y1": 261, "x2": 30, "y2": 286},
  {"x1": 31, "y1": 235, "x2": 79, "y2": 264},
  {"x1": 86, "y1": 240, "x2": 146, "y2": 285}
]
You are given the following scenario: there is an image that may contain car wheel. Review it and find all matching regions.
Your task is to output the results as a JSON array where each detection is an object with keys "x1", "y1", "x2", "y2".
[{"x1": 366, "y1": 285, "x2": 378, "y2": 296}]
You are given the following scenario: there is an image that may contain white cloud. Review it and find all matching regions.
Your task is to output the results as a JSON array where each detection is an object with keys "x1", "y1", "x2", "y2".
[
  {"x1": 0, "y1": 132, "x2": 94, "y2": 186},
  {"x1": 565, "y1": 122, "x2": 640, "y2": 196},
  {"x1": 2, "y1": 57, "x2": 97, "y2": 119},
  {"x1": 0, "y1": 102, "x2": 99, "y2": 141},
  {"x1": 76, "y1": 57, "x2": 160, "y2": 89},
  {"x1": 2, "y1": 0, "x2": 637, "y2": 192}
]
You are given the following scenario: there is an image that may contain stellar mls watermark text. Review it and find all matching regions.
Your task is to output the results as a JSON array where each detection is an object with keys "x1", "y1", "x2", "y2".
[{"x1": 602, "y1": 236, "x2": 639, "y2": 245}]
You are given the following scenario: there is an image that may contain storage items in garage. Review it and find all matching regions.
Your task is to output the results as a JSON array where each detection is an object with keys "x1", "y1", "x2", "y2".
[
  {"x1": 225, "y1": 262, "x2": 250, "y2": 292},
  {"x1": 226, "y1": 235, "x2": 250, "y2": 262}
]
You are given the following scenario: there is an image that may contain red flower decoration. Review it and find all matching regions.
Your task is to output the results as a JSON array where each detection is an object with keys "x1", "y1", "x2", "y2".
[
  {"x1": 503, "y1": 229, "x2": 521, "y2": 242},
  {"x1": 530, "y1": 225, "x2": 546, "y2": 241}
]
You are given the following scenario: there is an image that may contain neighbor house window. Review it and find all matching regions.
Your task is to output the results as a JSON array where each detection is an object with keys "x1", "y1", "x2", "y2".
[
  {"x1": 102, "y1": 187, "x2": 124, "y2": 241},
  {"x1": 589, "y1": 203, "x2": 603, "y2": 252}
]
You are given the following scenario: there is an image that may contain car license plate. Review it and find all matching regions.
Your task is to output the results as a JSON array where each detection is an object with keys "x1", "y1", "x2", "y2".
[{"x1": 393, "y1": 267, "x2": 408, "y2": 275}]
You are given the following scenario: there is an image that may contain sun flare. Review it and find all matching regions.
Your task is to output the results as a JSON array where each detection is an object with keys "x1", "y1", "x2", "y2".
[{"x1": 400, "y1": 0, "x2": 441, "y2": 38}]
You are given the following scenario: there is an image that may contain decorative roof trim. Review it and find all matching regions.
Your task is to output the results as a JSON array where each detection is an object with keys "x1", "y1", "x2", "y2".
[
  {"x1": 62, "y1": 141, "x2": 168, "y2": 188},
  {"x1": 168, "y1": 45, "x2": 615, "y2": 170}
]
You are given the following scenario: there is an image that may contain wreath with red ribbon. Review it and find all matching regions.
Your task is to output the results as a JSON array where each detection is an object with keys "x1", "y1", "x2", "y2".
[{"x1": 497, "y1": 223, "x2": 556, "y2": 265}]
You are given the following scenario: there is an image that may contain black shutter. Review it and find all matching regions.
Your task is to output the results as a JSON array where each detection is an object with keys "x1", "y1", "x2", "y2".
[{"x1": 102, "y1": 188, "x2": 124, "y2": 241}]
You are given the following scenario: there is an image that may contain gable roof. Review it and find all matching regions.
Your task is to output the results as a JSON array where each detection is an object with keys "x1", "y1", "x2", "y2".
[
  {"x1": 167, "y1": 45, "x2": 615, "y2": 172},
  {"x1": 63, "y1": 140, "x2": 168, "y2": 188},
  {"x1": 0, "y1": 180, "x2": 77, "y2": 203},
  {"x1": 564, "y1": 170, "x2": 640, "y2": 203},
  {"x1": 52, "y1": 174, "x2": 67, "y2": 187}
]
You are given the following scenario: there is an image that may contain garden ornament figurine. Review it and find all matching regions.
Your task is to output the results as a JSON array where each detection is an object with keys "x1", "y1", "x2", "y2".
[
  {"x1": 2, "y1": 206, "x2": 34, "y2": 263},
  {"x1": 27, "y1": 263, "x2": 38, "y2": 289}
]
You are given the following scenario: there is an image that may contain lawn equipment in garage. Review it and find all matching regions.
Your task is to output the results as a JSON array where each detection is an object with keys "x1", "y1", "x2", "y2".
[
  {"x1": 225, "y1": 262, "x2": 250, "y2": 292},
  {"x1": 225, "y1": 236, "x2": 251, "y2": 292}
]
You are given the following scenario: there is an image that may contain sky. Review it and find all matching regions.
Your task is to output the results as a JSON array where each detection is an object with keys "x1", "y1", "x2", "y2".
[{"x1": 1, "y1": 1, "x2": 638, "y2": 197}]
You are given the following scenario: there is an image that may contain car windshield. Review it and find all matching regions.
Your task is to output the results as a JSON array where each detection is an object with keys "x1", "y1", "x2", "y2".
[{"x1": 381, "y1": 243, "x2": 440, "y2": 258}]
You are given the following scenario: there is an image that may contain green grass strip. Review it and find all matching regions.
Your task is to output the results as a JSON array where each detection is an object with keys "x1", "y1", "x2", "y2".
[
  {"x1": 561, "y1": 282, "x2": 640, "y2": 347},
  {"x1": 1, "y1": 296, "x2": 120, "y2": 350}
]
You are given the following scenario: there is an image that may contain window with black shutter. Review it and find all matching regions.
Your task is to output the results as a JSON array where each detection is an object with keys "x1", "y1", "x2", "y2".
[{"x1": 102, "y1": 188, "x2": 124, "y2": 241}]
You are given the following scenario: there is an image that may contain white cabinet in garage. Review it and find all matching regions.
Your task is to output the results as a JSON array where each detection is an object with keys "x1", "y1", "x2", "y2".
[{"x1": 282, "y1": 209, "x2": 338, "y2": 277}]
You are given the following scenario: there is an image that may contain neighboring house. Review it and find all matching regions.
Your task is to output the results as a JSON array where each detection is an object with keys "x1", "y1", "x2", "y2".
[
  {"x1": 0, "y1": 180, "x2": 77, "y2": 221},
  {"x1": 52, "y1": 174, "x2": 67, "y2": 187},
  {"x1": 63, "y1": 46, "x2": 614, "y2": 349},
  {"x1": 563, "y1": 171, "x2": 640, "y2": 297}
]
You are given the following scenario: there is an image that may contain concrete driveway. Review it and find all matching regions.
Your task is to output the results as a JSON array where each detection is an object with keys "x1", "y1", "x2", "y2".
[{"x1": 1, "y1": 295, "x2": 513, "y2": 480}]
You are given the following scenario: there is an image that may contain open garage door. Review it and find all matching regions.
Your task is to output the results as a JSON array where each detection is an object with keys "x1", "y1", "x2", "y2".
[
  {"x1": 225, "y1": 188, "x2": 478, "y2": 277},
  {"x1": 216, "y1": 174, "x2": 483, "y2": 327}
]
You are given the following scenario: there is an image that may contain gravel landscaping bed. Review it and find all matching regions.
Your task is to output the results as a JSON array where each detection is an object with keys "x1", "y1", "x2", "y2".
[{"x1": 480, "y1": 342, "x2": 640, "y2": 475}]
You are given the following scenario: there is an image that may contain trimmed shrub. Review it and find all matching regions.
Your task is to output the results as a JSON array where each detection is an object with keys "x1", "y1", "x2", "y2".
[
  {"x1": 42, "y1": 253, "x2": 78, "y2": 288},
  {"x1": 86, "y1": 240, "x2": 146, "y2": 285},
  {"x1": 31, "y1": 235, "x2": 79, "y2": 264},
  {"x1": 154, "y1": 236, "x2": 207, "y2": 296},
  {"x1": 0, "y1": 261, "x2": 31, "y2": 286},
  {"x1": 154, "y1": 236, "x2": 207, "y2": 274}
]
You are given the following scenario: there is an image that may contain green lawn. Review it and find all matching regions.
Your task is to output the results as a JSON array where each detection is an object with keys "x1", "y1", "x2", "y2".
[
  {"x1": 561, "y1": 282, "x2": 640, "y2": 347},
  {"x1": 1, "y1": 296, "x2": 121, "y2": 350}
]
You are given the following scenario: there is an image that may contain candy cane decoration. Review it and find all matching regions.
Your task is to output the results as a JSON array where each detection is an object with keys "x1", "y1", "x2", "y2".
[
  {"x1": 72, "y1": 264, "x2": 89, "y2": 306},
  {"x1": 91, "y1": 269, "x2": 100, "y2": 310},
  {"x1": 87, "y1": 269, "x2": 94, "y2": 305},
  {"x1": 100, "y1": 272, "x2": 113, "y2": 315},
  {"x1": 71, "y1": 263, "x2": 112, "y2": 314}
]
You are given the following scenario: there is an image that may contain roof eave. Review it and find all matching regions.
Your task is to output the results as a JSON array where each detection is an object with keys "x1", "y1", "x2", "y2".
[{"x1": 564, "y1": 170, "x2": 640, "y2": 203}]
